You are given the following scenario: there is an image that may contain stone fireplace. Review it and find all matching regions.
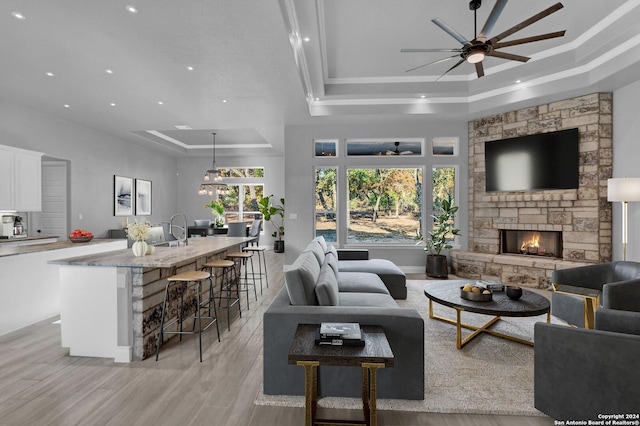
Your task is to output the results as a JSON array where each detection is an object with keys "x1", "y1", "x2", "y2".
[{"x1": 451, "y1": 92, "x2": 613, "y2": 289}]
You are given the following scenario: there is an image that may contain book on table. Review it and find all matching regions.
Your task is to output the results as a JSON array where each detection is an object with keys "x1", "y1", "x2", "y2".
[{"x1": 316, "y1": 322, "x2": 365, "y2": 347}]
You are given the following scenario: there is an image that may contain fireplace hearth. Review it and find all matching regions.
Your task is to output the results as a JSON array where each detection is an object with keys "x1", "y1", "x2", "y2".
[{"x1": 500, "y1": 230, "x2": 563, "y2": 259}]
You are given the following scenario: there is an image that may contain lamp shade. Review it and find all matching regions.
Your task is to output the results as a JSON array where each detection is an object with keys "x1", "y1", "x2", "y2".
[{"x1": 607, "y1": 178, "x2": 640, "y2": 202}]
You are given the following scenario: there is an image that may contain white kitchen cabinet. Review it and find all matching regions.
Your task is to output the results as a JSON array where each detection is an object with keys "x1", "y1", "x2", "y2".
[{"x1": 0, "y1": 144, "x2": 43, "y2": 211}]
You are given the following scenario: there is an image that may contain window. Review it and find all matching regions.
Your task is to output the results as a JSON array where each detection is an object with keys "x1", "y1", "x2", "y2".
[
  {"x1": 432, "y1": 167, "x2": 456, "y2": 211},
  {"x1": 219, "y1": 184, "x2": 264, "y2": 223},
  {"x1": 213, "y1": 167, "x2": 264, "y2": 224},
  {"x1": 314, "y1": 140, "x2": 338, "y2": 157},
  {"x1": 346, "y1": 167, "x2": 422, "y2": 244},
  {"x1": 346, "y1": 139, "x2": 423, "y2": 156},
  {"x1": 314, "y1": 168, "x2": 337, "y2": 242}
]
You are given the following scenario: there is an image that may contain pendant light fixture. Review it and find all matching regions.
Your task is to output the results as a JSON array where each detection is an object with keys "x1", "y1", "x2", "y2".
[{"x1": 198, "y1": 132, "x2": 229, "y2": 196}]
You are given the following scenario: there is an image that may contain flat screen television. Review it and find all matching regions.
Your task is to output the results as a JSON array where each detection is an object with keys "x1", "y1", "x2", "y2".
[{"x1": 485, "y1": 128, "x2": 579, "y2": 192}]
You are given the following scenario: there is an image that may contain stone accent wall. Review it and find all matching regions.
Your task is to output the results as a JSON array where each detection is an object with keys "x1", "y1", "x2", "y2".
[{"x1": 452, "y1": 93, "x2": 613, "y2": 288}]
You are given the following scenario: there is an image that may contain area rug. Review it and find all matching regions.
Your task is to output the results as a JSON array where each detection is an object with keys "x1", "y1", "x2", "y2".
[{"x1": 254, "y1": 280, "x2": 561, "y2": 416}]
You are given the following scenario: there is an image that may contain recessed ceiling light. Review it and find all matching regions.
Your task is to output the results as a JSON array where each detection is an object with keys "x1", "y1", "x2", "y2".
[
  {"x1": 126, "y1": 5, "x2": 138, "y2": 14},
  {"x1": 63, "y1": 104, "x2": 70, "y2": 108},
  {"x1": 157, "y1": 101, "x2": 164, "y2": 105},
  {"x1": 222, "y1": 99, "x2": 228, "y2": 103},
  {"x1": 420, "y1": 95, "x2": 426, "y2": 99},
  {"x1": 303, "y1": 37, "x2": 310, "y2": 42},
  {"x1": 315, "y1": 98, "x2": 319, "y2": 101},
  {"x1": 12, "y1": 11, "x2": 26, "y2": 20},
  {"x1": 516, "y1": 79, "x2": 522, "y2": 84},
  {"x1": 46, "y1": 72, "x2": 55, "y2": 77},
  {"x1": 186, "y1": 66, "x2": 194, "y2": 71},
  {"x1": 109, "y1": 103, "x2": 116, "y2": 107},
  {"x1": 105, "y1": 69, "x2": 114, "y2": 74}
]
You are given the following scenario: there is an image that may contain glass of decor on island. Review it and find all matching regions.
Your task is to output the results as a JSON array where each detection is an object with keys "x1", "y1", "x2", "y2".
[{"x1": 127, "y1": 222, "x2": 150, "y2": 257}]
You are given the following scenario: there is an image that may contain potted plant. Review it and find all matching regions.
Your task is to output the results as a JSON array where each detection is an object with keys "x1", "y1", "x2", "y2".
[
  {"x1": 257, "y1": 195, "x2": 285, "y2": 253},
  {"x1": 416, "y1": 196, "x2": 460, "y2": 278},
  {"x1": 205, "y1": 199, "x2": 225, "y2": 228}
]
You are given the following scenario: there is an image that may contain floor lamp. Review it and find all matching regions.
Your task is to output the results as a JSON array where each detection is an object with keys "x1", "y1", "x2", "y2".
[{"x1": 607, "y1": 177, "x2": 640, "y2": 261}]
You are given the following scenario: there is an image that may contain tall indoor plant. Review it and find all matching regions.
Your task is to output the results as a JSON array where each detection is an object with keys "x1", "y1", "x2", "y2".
[
  {"x1": 257, "y1": 195, "x2": 285, "y2": 253},
  {"x1": 417, "y1": 196, "x2": 460, "y2": 278}
]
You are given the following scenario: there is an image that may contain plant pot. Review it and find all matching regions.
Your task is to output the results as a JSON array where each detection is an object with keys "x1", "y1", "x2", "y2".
[
  {"x1": 274, "y1": 240, "x2": 285, "y2": 253},
  {"x1": 426, "y1": 254, "x2": 448, "y2": 278}
]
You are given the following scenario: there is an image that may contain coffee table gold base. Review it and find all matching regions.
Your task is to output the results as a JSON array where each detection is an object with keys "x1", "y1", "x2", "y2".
[
  {"x1": 429, "y1": 299, "x2": 551, "y2": 349},
  {"x1": 297, "y1": 360, "x2": 385, "y2": 426}
]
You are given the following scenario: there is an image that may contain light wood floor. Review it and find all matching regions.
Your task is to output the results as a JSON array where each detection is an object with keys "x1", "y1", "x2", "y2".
[{"x1": 0, "y1": 251, "x2": 554, "y2": 426}]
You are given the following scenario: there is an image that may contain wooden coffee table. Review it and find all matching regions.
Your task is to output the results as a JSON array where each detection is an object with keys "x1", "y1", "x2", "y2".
[
  {"x1": 423, "y1": 280, "x2": 550, "y2": 349},
  {"x1": 288, "y1": 324, "x2": 394, "y2": 426}
]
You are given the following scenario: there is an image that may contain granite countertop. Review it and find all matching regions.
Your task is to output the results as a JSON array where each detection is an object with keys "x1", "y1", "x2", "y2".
[
  {"x1": 48, "y1": 236, "x2": 254, "y2": 268},
  {"x1": 0, "y1": 238, "x2": 122, "y2": 258}
]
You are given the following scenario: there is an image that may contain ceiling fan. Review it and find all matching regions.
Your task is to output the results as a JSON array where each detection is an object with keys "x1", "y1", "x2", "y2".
[{"x1": 401, "y1": 0, "x2": 565, "y2": 79}]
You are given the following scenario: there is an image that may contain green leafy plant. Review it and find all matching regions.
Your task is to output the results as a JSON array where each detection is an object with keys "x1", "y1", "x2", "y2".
[
  {"x1": 205, "y1": 199, "x2": 224, "y2": 216},
  {"x1": 416, "y1": 196, "x2": 460, "y2": 256},
  {"x1": 257, "y1": 195, "x2": 285, "y2": 241}
]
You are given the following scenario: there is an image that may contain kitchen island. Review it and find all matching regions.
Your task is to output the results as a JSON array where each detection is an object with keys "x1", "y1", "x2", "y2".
[
  {"x1": 0, "y1": 239, "x2": 127, "y2": 337},
  {"x1": 49, "y1": 236, "x2": 253, "y2": 362}
]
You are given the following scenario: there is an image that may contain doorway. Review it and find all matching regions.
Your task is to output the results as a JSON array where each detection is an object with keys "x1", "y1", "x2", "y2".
[{"x1": 28, "y1": 159, "x2": 70, "y2": 239}]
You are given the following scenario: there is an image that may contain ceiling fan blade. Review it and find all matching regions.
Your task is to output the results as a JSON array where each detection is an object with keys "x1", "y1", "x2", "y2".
[
  {"x1": 405, "y1": 54, "x2": 460, "y2": 73},
  {"x1": 432, "y1": 18, "x2": 471, "y2": 46},
  {"x1": 486, "y1": 50, "x2": 530, "y2": 62},
  {"x1": 478, "y1": 0, "x2": 508, "y2": 41},
  {"x1": 401, "y1": 48, "x2": 462, "y2": 53},
  {"x1": 435, "y1": 58, "x2": 466, "y2": 81},
  {"x1": 475, "y1": 61, "x2": 485, "y2": 78},
  {"x1": 491, "y1": 30, "x2": 566, "y2": 49},
  {"x1": 489, "y1": 2, "x2": 564, "y2": 44}
]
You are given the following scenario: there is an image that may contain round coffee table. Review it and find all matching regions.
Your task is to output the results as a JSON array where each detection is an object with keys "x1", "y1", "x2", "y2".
[{"x1": 423, "y1": 280, "x2": 550, "y2": 349}]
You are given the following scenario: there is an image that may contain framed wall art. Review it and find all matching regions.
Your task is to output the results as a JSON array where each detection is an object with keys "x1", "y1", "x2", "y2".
[
  {"x1": 114, "y1": 175, "x2": 134, "y2": 216},
  {"x1": 135, "y1": 178, "x2": 152, "y2": 216}
]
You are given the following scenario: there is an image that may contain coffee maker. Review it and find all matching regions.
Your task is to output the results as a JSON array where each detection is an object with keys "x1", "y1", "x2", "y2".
[{"x1": 1, "y1": 215, "x2": 15, "y2": 238}]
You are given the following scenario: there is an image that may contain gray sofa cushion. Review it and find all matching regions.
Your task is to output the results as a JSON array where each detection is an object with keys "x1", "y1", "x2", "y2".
[
  {"x1": 337, "y1": 271, "x2": 390, "y2": 295},
  {"x1": 284, "y1": 251, "x2": 320, "y2": 305},
  {"x1": 326, "y1": 244, "x2": 338, "y2": 257},
  {"x1": 312, "y1": 236, "x2": 327, "y2": 253},
  {"x1": 339, "y1": 292, "x2": 399, "y2": 308},
  {"x1": 304, "y1": 241, "x2": 325, "y2": 266},
  {"x1": 339, "y1": 258, "x2": 407, "y2": 299},
  {"x1": 315, "y1": 264, "x2": 339, "y2": 306}
]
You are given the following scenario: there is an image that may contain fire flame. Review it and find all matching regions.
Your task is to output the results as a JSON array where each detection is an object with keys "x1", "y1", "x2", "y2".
[{"x1": 521, "y1": 234, "x2": 540, "y2": 252}]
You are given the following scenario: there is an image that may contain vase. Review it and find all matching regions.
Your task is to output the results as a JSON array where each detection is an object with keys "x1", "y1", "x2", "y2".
[
  {"x1": 132, "y1": 241, "x2": 148, "y2": 257},
  {"x1": 146, "y1": 244, "x2": 155, "y2": 255}
]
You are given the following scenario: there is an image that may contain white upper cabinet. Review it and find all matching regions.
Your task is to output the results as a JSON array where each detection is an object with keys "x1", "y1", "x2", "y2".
[{"x1": 0, "y1": 145, "x2": 43, "y2": 211}]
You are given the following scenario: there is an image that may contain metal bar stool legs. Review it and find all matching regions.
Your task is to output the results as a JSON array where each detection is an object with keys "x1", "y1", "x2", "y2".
[
  {"x1": 226, "y1": 252, "x2": 257, "y2": 310},
  {"x1": 155, "y1": 270, "x2": 220, "y2": 362},
  {"x1": 242, "y1": 246, "x2": 269, "y2": 295},
  {"x1": 202, "y1": 259, "x2": 241, "y2": 331}
]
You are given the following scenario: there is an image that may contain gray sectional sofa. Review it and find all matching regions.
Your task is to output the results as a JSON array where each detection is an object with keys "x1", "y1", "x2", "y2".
[{"x1": 263, "y1": 236, "x2": 424, "y2": 400}]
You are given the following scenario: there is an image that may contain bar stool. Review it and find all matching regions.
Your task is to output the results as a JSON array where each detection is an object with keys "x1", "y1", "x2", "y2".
[
  {"x1": 155, "y1": 270, "x2": 220, "y2": 362},
  {"x1": 226, "y1": 251, "x2": 257, "y2": 310},
  {"x1": 202, "y1": 259, "x2": 241, "y2": 331},
  {"x1": 242, "y1": 246, "x2": 269, "y2": 295}
]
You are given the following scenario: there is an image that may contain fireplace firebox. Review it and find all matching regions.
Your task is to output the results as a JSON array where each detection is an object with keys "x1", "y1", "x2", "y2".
[{"x1": 500, "y1": 230, "x2": 563, "y2": 259}]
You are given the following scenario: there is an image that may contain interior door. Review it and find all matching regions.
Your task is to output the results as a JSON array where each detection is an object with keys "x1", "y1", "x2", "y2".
[{"x1": 29, "y1": 160, "x2": 68, "y2": 239}]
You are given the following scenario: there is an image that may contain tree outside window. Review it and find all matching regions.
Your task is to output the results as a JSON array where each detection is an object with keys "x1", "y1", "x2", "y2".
[{"x1": 314, "y1": 168, "x2": 337, "y2": 242}]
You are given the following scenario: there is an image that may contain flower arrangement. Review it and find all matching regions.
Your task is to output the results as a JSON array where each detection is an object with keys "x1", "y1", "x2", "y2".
[
  {"x1": 205, "y1": 199, "x2": 225, "y2": 227},
  {"x1": 127, "y1": 222, "x2": 150, "y2": 242}
]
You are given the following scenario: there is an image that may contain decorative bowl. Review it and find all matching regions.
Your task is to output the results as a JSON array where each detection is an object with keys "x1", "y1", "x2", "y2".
[
  {"x1": 460, "y1": 286, "x2": 492, "y2": 302},
  {"x1": 69, "y1": 236, "x2": 93, "y2": 243},
  {"x1": 505, "y1": 286, "x2": 523, "y2": 300}
]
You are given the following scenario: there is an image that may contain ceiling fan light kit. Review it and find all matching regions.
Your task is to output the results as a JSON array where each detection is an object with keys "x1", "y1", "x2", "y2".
[{"x1": 402, "y1": 0, "x2": 566, "y2": 78}]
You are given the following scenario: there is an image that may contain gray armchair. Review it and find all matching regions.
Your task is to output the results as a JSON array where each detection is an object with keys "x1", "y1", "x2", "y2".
[
  {"x1": 536, "y1": 267, "x2": 640, "y2": 420},
  {"x1": 551, "y1": 261, "x2": 640, "y2": 328},
  {"x1": 534, "y1": 309, "x2": 640, "y2": 420}
]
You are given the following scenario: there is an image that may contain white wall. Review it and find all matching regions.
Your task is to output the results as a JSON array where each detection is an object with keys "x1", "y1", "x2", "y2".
[
  {"x1": 284, "y1": 120, "x2": 469, "y2": 268},
  {"x1": 613, "y1": 81, "x2": 640, "y2": 261},
  {"x1": 0, "y1": 100, "x2": 178, "y2": 238}
]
